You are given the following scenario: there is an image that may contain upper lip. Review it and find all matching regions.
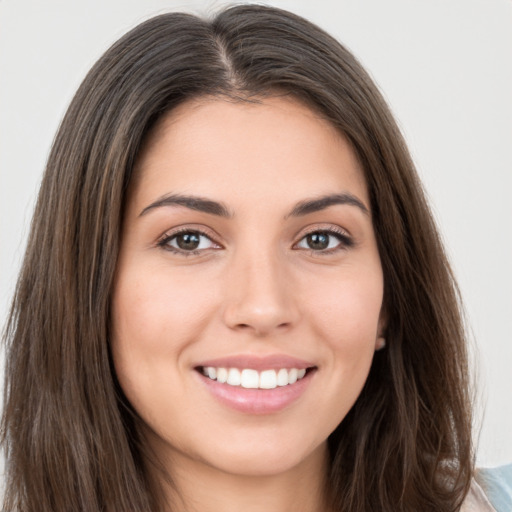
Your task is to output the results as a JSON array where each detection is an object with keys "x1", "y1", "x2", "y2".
[{"x1": 195, "y1": 354, "x2": 316, "y2": 371}]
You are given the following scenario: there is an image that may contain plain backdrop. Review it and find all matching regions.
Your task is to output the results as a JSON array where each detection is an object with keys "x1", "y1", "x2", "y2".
[{"x1": 0, "y1": 0, "x2": 511, "y2": 467}]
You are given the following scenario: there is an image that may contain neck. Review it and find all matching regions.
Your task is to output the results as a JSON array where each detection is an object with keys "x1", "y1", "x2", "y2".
[{"x1": 151, "y1": 442, "x2": 331, "y2": 512}]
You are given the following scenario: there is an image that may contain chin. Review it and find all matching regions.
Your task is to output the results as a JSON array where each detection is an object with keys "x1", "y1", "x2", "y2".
[{"x1": 191, "y1": 433, "x2": 328, "y2": 478}]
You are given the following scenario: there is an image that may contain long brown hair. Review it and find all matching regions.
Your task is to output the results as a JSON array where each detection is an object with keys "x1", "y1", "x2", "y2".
[{"x1": 1, "y1": 5, "x2": 473, "y2": 511}]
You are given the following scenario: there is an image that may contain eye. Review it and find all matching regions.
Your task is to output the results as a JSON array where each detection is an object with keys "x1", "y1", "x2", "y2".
[
  {"x1": 158, "y1": 229, "x2": 220, "y2": 254},
  {"x1": 295, "y1": 229, "x2": 353, "y2": 252}
]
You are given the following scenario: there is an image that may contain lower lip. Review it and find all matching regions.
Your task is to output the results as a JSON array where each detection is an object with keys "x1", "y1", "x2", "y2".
[{"x1": 197, "y1": 370, "x2": 315, "y2": 414}]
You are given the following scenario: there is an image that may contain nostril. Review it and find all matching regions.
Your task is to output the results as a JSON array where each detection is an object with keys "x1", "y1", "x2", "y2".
[{"x1": 222, "y1": 282, "x2": 299, "y2": 335}]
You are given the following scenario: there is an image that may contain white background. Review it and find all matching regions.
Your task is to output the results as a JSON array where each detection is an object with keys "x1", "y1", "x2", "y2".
[{"x1": 1, "y1": 0, "x2": 511, "y2": 467}]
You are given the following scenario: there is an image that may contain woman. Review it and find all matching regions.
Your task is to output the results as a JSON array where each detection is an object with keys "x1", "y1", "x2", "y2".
[{"x1": 1, "y1": 4, "x2": 504, "y2": 511}]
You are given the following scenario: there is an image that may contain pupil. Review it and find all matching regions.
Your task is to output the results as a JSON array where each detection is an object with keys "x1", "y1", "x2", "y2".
[
  {"x1": 177, "y1": 232, "x2": 200, "y2": 250},
  {"x1": 307, "y1": 232, "x2": 329, "y2": 250}
]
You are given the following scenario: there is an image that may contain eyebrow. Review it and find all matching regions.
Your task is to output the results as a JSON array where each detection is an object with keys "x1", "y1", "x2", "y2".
[
  {"x1": 286, "y1": 193, "x2": 370, "y2": 218},
  {"x1": 139, "y1": 194, "x2": 233, "y2": 218},
  {"x1": 138, "y1": 192, "x2": 369, "y2": 219}
]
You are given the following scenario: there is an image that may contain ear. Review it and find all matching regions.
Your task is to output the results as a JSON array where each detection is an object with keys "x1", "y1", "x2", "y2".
[
  {"x1": 375, "y1": 313, "x2": 387, "y2": 351},
  {"x1": 375, "y1": 336, "x2": 386, "y2": 351}
]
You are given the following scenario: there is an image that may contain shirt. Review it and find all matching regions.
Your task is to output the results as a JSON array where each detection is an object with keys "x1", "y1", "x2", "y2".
[{"x1": 462, "y1": 464, "x2": 512, "y2": 512}]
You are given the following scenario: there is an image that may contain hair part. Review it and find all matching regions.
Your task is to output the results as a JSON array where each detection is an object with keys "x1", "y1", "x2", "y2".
[{"x1": 2, "y1": 5, "x2": 473, "y2": 511}]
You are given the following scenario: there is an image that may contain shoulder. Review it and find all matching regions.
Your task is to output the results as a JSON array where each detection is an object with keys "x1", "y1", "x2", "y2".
[
  {"x1": 473, "y1": 464, "x2": 512, "y2": 512},
  {"x1": 461, "y1": 478, "x2": 495, "y2": 511}
]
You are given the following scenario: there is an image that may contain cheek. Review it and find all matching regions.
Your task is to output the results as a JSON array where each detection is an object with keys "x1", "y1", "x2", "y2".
[
  {"x1": 109, "y1": 262, "x2": 220, "y2": 416},
  {"x1": 111, "y1": 263, "x2": 217, "y2": 356},
  {"x1": 293, "y1": 266, "x2": 383, "y2": 437},
  {"x1": 307, "y1": 267, "x2": 383, "y2": 346},
  {"x1": 109, "y1": 262, "x2": 220, "y2": 426}
]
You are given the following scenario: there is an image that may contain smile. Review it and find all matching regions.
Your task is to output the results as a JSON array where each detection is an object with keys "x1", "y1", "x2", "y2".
[
  {"x1": 194, "y1": 355, "x2": 317, "y2": 414},
  {"x1": 200, "y1": 367, "x2": 307, "y2": 389}
]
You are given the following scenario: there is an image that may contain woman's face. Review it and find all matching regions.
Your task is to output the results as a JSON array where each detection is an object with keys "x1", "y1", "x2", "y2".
[{"x1": 111, "y1": 96, "x2": 384, "y2": 478}]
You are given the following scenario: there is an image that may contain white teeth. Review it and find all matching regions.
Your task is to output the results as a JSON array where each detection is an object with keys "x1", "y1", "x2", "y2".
[
  {"x1": 217, "y1": 367, "x2": 228, "y2": 383},
  {"x1": 227, "y1": 368, "x2": 241, "y2": 386},
  {"x1": 241, "y1": 369, "x2": 259, "y2": 389},
  {"x1": 202, "y1": 366, "x2": 309, "y2": 389},
  {"x1": 276, "y1": 368, "x2": 289, "y2": 387},
  {"x1": 259, "y1": 369, "x2": 277, "y2": 389}
]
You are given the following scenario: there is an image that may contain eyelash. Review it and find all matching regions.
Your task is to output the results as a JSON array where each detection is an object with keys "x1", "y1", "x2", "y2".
[
  {"x1": 157, "y1": 226, "x2": 354, "y2": 256},
  {"x1": 157, "y1": 228, "x2": 220, "y2": 256},
  {"x1": 296, "y1": 227, "x2": 354, "y2": 255}
]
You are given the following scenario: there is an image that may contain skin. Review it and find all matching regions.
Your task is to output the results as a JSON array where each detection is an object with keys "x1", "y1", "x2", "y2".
[{"x1": 111, "y1": 95, "x2": 385, "y2": 512}]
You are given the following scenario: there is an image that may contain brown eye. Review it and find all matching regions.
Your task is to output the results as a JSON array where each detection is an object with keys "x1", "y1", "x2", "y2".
[
  {"x1": 160, "y1": 230, "x2": 219, "y2": 254},
  {"x1": 295, "y1": 229, "x2": 353, "y2": 252},
  {"x1": 306, "y1": 232, "x2": 330, "y2": 250},
  {"x1": 175, "y1": 232, "x2": 201, "y2": 250}
]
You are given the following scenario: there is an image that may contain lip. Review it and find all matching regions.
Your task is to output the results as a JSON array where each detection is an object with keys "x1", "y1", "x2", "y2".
[
  {"x1": 195, "y1": 354, "x2": 314, "y2": 371},
  {"x1": 194, "y1": 354, "x2": 317, "y2": 415}
]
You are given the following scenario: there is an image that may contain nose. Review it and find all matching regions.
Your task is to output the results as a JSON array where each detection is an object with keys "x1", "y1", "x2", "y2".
[{"x1": 221, "y1": 247, "x2": 299, "y2": 337}]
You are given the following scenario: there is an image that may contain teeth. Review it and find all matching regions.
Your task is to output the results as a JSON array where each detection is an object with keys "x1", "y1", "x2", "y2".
[
  {"x1": 241, "y1": 369, "x2": 259, "y2": 389},
  {"x1": 217, "y1": 367, "x2": 228, "y2": 383},
  {"x1": 277, "y1": 368, "x2": 289, "y2": 386},
  {"x1": 227, "y1": 368, "x2": 241, "y2": 386},
  {"x1": 202, "y1": 366, "x2": 309, "y2": 389},
  {"x1": 259, "y1": 370, "x2": 277, "y2": 389}
]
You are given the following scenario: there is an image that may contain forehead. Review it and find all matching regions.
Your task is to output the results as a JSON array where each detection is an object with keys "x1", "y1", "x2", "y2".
[{"x1": 131, "y1": 95, "x2": 369, "y2": 212}]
